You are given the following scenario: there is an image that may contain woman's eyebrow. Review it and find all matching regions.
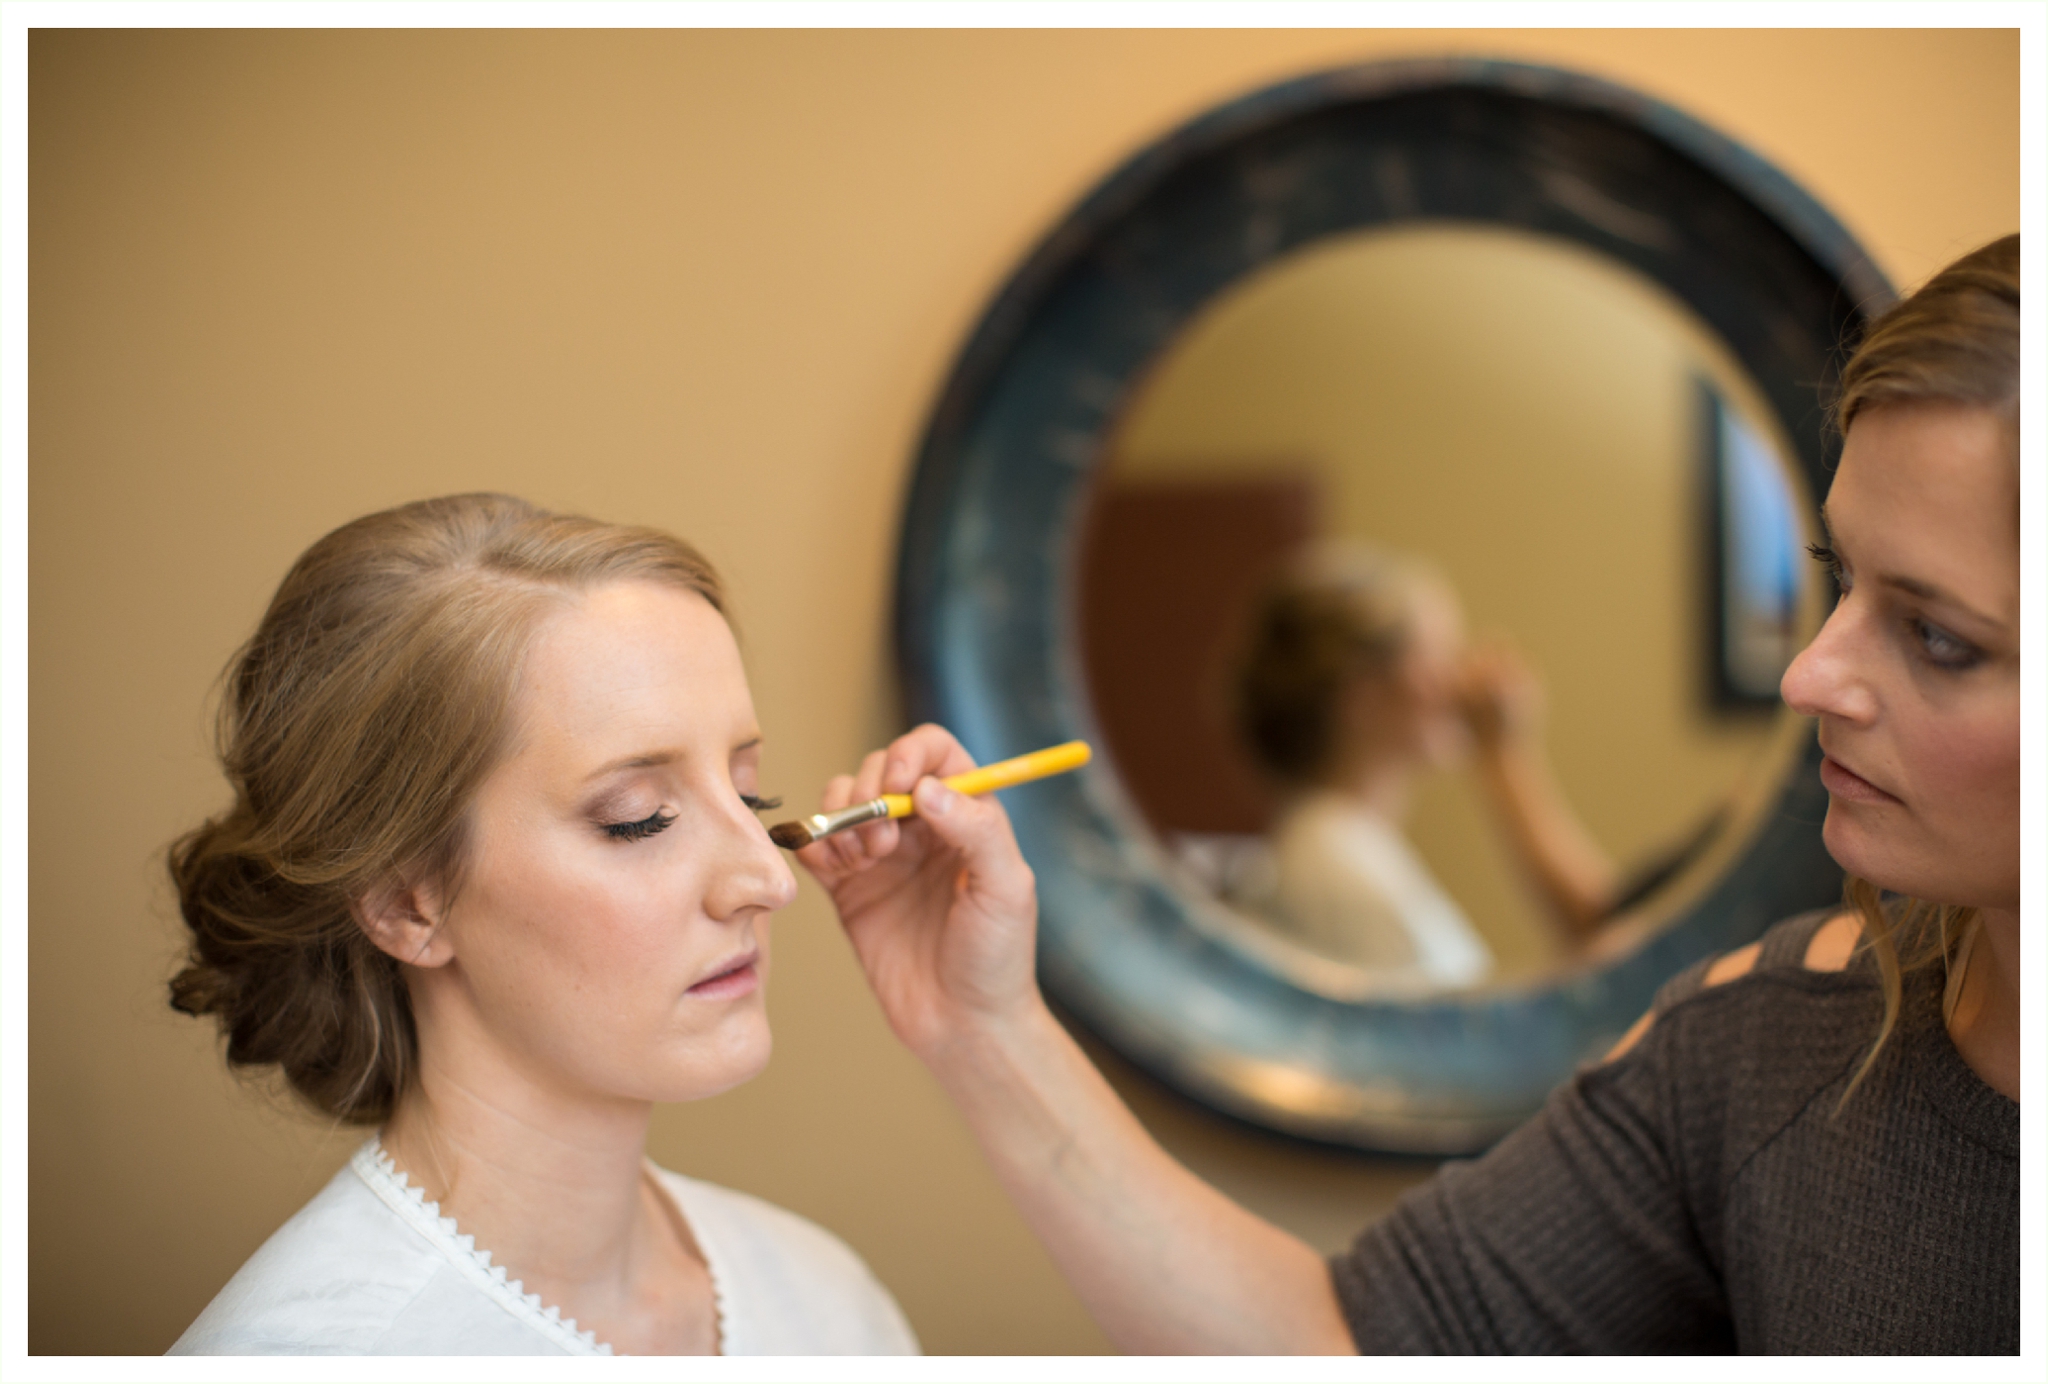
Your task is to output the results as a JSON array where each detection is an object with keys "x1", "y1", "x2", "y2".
[
  {"x1": 583, "y1": 736, "x2": 762, "y2": 783},
  {"x1": 1821, "y1": 504, "x2": 2009, "y2": 633},
  {"x1": 583, "y1": 749, "x2": 680, "y2": 782},
  {"x1": 1875, "y1": 572, "x2": 2009, "y2": 632}
]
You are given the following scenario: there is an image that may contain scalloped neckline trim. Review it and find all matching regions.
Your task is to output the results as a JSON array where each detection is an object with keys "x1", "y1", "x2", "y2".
[{"x1": 351, "y1": 1138, "x2": 614, "y2": 1354}]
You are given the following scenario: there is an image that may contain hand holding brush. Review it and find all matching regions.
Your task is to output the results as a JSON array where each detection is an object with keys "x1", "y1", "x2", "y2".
[{"x1": 767, "y1": 740, "x2": 1091, "y2": 850}]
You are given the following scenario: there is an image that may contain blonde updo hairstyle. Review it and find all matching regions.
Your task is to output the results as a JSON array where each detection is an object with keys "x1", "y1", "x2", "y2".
[
  {"x1": 1233, "y1": 543, "x2": 1438, "y2": 790},
  {"x1": 168, "y1": 493, "x2": 724, "y2": 1125},
  {"x1": 1832, "y1": 233, "x2": 2018, "y2": 1094}
]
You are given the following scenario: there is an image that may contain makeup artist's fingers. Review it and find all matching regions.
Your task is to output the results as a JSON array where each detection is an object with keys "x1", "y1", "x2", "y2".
[
  {"x1": 810, "y1": 811, "x2": 884, "y2": 874},
  {"x1": 858, "y1": 817, "x2": 903, "y2": 860},
  {"x1": 821, "y1": 774, "x2": 858, "y2": 813},
  {"x1": 805, "y1": 726, "x2": 981, "y2": 881},
  {"x1": 911, "y1": 776, "x2": 1034, "y2": 905},
  {"x1": 836, "y1": 815, "x2": 899, "y2": 867},
  {"x1": 795, "y1": 836, "x2": 848, "y2": 878},
  {"x1": 809, "y1": 817, "x2": 896, "y2": 877},
  {"x1": 1458, "y1": 640, "x2": 1545, "y2": 746},
  {"x1": 883, "y1": 724, "x2": 979, "y2": 792},
  {"x1": 852, "y1": 749, "x2": 890, "y2": 804},
  {"x1": 827, "y1": 751, "x2": 897, "y2": 867},
  {"x1": 800, "y1": 775, "x2": 865, "y2": 878}
]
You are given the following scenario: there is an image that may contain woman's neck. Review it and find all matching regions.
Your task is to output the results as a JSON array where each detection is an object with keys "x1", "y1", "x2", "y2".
[
  {"x1": 380, "y1": 1062, "x2": 657, "y2": 1290},
  {"x1": 1948, "y1": 905, "x2": 2020, "y2": 1101},
  {"x1": 377, "y1": 1044, "x2": 718, "y2": 1353},
  {"x1": 377, "y1": 966, "x2": 722, "y2": 1354}
]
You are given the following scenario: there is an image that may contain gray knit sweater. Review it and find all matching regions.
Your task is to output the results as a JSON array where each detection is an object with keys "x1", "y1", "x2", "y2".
[{"x1": 1330, "y1": 911, "x2": 2019, "y2": 1353}]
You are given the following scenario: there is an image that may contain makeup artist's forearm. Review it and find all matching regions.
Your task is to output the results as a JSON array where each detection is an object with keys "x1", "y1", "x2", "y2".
[
  {"x1": 923, "y1": 1002, "x2": 1355, "y2": 1354},
  {"x1": 1479, "y1": 744, "x2": 1617, "y2": 934}
]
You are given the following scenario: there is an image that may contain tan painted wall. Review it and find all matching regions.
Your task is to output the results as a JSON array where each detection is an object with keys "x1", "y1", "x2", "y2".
[{"x1": 28, "y1": 28, "x2": 2017, "y2": 1355}]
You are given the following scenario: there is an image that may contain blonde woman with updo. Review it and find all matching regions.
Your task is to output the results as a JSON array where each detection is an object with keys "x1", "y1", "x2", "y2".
[
  {"x1": 804, "y1": 236, "x2": 2019, "y2": 1352},
  {"x1": 1232, "y1": 544, "x2": 1619, "y2": 985},
  {"x1": 166, "y1": 497, "x2": 916, "y2": 1355}
]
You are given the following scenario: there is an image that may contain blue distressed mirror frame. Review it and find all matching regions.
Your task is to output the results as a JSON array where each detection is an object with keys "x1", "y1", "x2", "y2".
[{"x1": 893, "y1": 59, "x2": 1894, "y2": 1153}]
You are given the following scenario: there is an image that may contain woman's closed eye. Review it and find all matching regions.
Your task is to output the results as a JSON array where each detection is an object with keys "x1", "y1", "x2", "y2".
[
  {"x1": 603, "y1": 794, "x2": 779, "y2": 841},
  {"x1": 603, "y1": 810, "x2": 676, "y2": 842}
]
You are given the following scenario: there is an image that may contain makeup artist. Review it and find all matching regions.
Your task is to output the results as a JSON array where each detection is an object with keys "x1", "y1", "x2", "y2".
[{"x1": 801, "y1": 235, "x2": 2020, "y2": 1353}]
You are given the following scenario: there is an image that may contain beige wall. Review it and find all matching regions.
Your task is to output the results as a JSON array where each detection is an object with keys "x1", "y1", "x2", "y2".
[{"x1": 28, "y1": 29, "x2": 2017, "y2": 1355}]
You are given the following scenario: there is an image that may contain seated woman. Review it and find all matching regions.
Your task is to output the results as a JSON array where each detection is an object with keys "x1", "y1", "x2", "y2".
[
  {"x1": 803, "y1": 235, "x2": 2018, "y2": 1351},
  {"x1": 165, "y1": 495, "x2": 916, "y2": 1355},
  {"x1": 1230, "y1": 544, "x2": 1617, "y2": 984}
]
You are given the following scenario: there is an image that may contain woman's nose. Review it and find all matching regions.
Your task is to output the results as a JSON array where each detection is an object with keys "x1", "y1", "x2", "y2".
[
  {"x1": 708, "y1": 802, "x2": 800, "y2": 921},
  {"x1": 1780, "y1": 601, "x2": 1878, "y2": 726}
]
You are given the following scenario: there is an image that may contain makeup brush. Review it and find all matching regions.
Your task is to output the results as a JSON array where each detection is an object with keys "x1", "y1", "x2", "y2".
[{"x1": 768, "y1": 740, "x2": 1093, "y2": 850}]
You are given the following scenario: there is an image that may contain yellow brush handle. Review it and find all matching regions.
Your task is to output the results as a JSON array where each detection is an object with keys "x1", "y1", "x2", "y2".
[{"x1": 879, "y1": 740, "x2": 1092, "y2": 818}]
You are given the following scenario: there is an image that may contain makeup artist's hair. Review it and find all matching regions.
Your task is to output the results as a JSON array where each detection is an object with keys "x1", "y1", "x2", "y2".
[
  {"x1": 168, "y1": 493, "x2": 724, "y2": 1125},
  {"x1": 1835, "y1": 233, "x2": 2019, "y2": 433},
  {"x1": 1233, "y1": 544, "x2": 1432, "y2": 788},
  {"x1": 1830, "y1": 233, "x2": 2017, "y2": 1103}
]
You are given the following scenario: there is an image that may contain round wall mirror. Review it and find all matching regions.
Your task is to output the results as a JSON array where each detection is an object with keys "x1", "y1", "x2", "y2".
[{"x1": 894, "y1": 60, "x2": 1892, "y2": 1153}]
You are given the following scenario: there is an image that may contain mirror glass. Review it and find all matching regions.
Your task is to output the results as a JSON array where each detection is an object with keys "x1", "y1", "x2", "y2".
[{"x1": 1077, "y1": 223, "x2": 1824, "y2": 993}]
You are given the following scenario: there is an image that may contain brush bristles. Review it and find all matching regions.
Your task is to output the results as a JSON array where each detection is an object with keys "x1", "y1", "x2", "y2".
[{"x1": 767, "y1": 820, "x2": 816, "y2": 850}]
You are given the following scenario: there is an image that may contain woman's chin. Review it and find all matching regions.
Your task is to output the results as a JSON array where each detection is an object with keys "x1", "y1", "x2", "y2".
[
  {"x1": 649, "y1": 1015, "x2": 774, "y2": 1103},
  {"x1": 1821, "y1": 805, "x2": 1969, "y2": 905},
  {"x1": 1820, "y1": 805, "x2": 1881, "y2": 883}
]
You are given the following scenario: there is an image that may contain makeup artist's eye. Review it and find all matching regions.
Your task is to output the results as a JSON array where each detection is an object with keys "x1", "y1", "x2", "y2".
[
  {"x1": 603, "y1": 810, "x2": 676, "y2": 842},
  {"x1": 741, "y1": 795, "x2": 782, "y2": 813},
  {"x1": 1909, "y1": 617, "x2": 1983, "y2": 671}
]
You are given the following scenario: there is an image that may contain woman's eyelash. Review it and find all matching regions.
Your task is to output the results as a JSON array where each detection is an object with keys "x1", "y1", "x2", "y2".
[
  {"x1": 601, "y1": 796, "x2": 779, "y2": 838},
  {"x1": 1806, "y1": 542, "x2": 1843, "y2": 580},
  {"x1": 603, "y1": 810, "x2": 676, "y2": 842}
]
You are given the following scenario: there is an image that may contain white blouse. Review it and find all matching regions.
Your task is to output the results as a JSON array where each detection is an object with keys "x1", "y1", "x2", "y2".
[
  {"x1": 1258, "y1": 791, "x2": 1493, "y2": 988},
  {"x1": 170, "y1": 1139, "x2": 919, "y2": 1355}
]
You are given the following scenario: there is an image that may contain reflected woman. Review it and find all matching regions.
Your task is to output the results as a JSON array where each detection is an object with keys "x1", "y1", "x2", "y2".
[
  {"x1": 166, "y1": 496, "x2": 916, "y2": 1355},
  {"x1": 1231, "y1": 544, "x2": 1616, "y2": 984}
]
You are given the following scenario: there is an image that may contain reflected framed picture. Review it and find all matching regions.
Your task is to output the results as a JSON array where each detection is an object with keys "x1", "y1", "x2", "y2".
[{"x1": 1700, "y1": 378, "x2": 1807, "y2": 708}]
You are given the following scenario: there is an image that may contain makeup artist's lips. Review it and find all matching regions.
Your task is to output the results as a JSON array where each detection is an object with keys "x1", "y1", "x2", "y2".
[
  {"x1": 1819, "y1": 755, "x2": 1903, "y2": 806},
  {"x1": 686, "y1": 948, "x2": 760, "y2": 1000}
]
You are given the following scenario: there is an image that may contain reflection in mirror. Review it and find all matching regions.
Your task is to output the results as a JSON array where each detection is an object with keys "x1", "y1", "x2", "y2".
[{"x1": 1077, "y1": 224, "x2": 1823, "y2": 992}]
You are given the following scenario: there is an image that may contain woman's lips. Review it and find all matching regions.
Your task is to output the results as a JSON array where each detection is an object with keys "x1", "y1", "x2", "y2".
[
  {"x1": 686, "y1": 950, "x2": 760, "y2": 999},
  {"x1": 1819, "y1": 755, "x2": 1903, "y2": 806}
]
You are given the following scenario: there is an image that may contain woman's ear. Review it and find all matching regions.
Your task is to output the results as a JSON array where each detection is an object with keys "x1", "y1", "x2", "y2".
[{"x1": 352, "y1": 875, "x2": 455, "y2": 968}]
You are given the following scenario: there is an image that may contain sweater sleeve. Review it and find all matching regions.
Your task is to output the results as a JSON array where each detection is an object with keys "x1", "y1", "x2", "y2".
[{"x1": 1329, "y1": 956, "x2": 1737, "y2": 1353}]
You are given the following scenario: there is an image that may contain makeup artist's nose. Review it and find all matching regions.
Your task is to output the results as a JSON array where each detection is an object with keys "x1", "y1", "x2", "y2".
[{"x1": 1781, "y1": 599, "x2": 1879, "y2": 728}]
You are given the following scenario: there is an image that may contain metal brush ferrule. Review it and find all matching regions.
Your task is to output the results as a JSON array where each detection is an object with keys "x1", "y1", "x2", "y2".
[{"x1": 803, "y1": 797, "x2": 893, "y2": 842}]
